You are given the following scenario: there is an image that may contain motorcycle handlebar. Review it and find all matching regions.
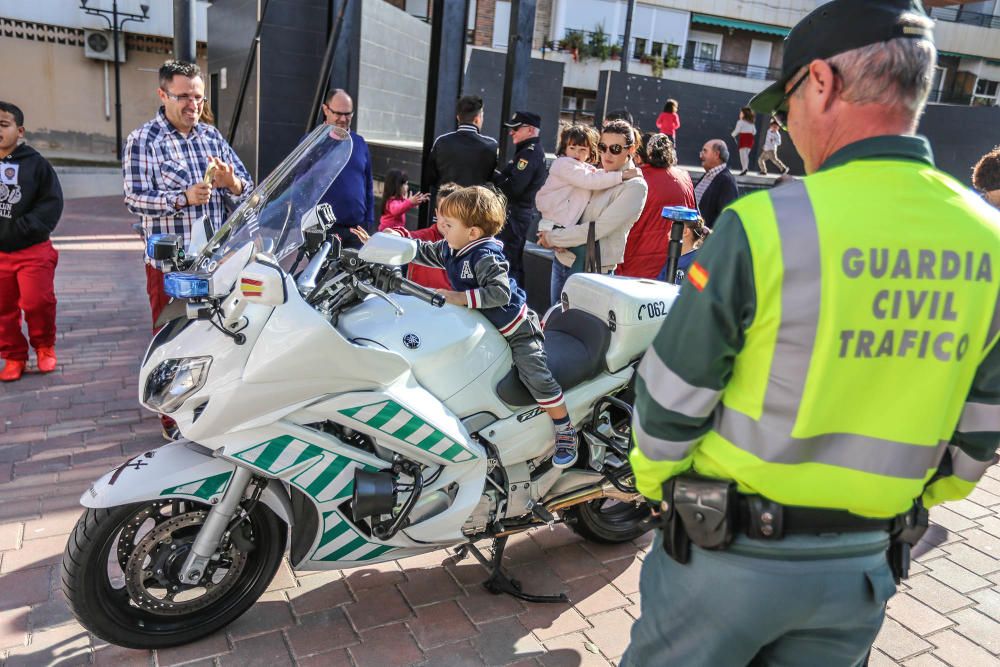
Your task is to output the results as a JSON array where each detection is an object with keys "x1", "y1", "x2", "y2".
[{"x1": 391, "y1": 274, "x2": 445, "y2": 308}]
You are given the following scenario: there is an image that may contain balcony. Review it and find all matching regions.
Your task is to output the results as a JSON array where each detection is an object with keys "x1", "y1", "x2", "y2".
[
  {"x1": 678, "y1": 55, "x2": 780, "y2": 81},
  {"x1": 928, "y1": 6, "x2": 1000, "y2": 29}
]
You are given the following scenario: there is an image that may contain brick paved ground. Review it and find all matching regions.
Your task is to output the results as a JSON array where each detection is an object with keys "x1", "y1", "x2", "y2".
[{"x1": 1, "y1": 197, "x2": 999, "y2": 666}]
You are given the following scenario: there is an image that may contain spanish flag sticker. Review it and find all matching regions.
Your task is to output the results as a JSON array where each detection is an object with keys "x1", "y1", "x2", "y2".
[
  {"x1": 240, "y1": 278, "x2": 264, "y2": 296},
  {"x1": 688, "y1": 262, "x2": 709, "y2": 292}
]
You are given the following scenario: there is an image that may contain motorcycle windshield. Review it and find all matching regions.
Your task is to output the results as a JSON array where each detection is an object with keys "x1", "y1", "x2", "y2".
[{"x1": 201, "y1": 124, "x2": 353, "y2": 274}]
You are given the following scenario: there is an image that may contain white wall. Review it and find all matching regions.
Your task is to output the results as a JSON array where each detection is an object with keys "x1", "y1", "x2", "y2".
[{"x1": 0, "y1": 0, "x2": 209, "y2": 40}]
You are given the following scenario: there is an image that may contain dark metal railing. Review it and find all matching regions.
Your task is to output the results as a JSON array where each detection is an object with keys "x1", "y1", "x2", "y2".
[
  {"x1": 679, "y1": 55, "x2": 781, "y2": 81},
  {"x1": 928, "y1": 6, "x2": 1000, "y2": 30}
]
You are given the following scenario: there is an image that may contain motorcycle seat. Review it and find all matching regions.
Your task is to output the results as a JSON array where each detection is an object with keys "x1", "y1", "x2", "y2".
[{"x1": 495, "y1": 308, "x2": 612, "y2": 408}]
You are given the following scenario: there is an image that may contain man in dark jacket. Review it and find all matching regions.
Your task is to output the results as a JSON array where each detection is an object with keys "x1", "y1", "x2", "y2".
[
  {"x1": 426, "y1": 95, "x2": 497, "y2": 215},
  {"x1": 494, "y1": 111, "x2": 547, "y2": 285},
  {"x1": 318, "y1": 89, "x2": 374, "y2": 249},
  {"x1": 694, "y1": 139, "x2": 739, "y2": 228},
  {"x1": 0, "y1": 101, "x2": 63, "y2": 382}
]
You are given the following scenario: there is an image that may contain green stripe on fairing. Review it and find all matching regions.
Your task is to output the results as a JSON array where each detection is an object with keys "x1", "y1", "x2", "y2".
[
  {"x1": 323, "y1": 535, "x2": 369, "y2": 561},
  {"x1": 303, "y1": 456, "x2": 351, "y2": 498},
  {"x1": 160, "y1": 471, "x2": 232, "y2": 500},
  {"x1": 391, "y1": 416, "x2": 425, "y2": 441},
  {"x1": 293, "y1": 444, "x2": 325, "y2": 467},
  {"x1": 359, "y1": 544, "x2": 395, "y2": 560},
  {"x1": 440, "y1": 443, "x2": 468, "y2": 461},
  {"x1": 416, "y1": 430, "x2": 446, "y2": 451},
  {"x1": 367, "y1": 402, "x2": 402, "y2": 429},
  {"x1": 254, "y1": 437, "x2": 293, "y2": 471},
  {"x1": 318, "y1": 514, "x2": 352, "y2": 547}
]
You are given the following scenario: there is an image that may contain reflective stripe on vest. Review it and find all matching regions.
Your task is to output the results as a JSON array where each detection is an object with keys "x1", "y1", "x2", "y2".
[{"x1": 713, "y1": 180, "x2": 947, "y2": 480}]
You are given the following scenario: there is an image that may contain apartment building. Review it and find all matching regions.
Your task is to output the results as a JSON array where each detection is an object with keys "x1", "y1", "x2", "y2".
[{"x1": 440, "y1": 0, "x2": 1000, "y2": 119}]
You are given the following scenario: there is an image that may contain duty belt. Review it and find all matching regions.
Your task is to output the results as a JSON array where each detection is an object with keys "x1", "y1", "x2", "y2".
[{"x1": 737, "y1": 495, "x2": 894, "y2": 540}]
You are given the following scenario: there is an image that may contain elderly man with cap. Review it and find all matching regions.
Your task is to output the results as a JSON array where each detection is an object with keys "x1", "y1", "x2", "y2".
[
  {"x1": 622, "y1": 1, "x2": 1000, "y2": 665},
  {"x1": 494, "y1": 111, "x2": 547, "y2": 284}
]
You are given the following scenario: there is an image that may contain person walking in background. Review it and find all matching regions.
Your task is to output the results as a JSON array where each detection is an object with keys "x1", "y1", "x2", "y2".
[
  {"x1": 378, "y1": 169, "x2": 429, "y2": 232},
  {"x1": 694, "y1": 139, "x2": 739, "y2": 228},
  {"x1": 655, "y1": 99, "x2": 680, "y2": 146},
  {"x1": 732, "y1": 106, "x2": 757, "y2": 175},
  {"x1": 495, "y1": 111, "x2": 547, "y2": 285},
  {"x1": 618, "y1": 133, "x2": 695, "y2": 279},
  {"x1": 758, "y1": 118, "x2": 790, "y2": 175},
  {"x1": 318, "y1": 89, "x2": 373, "y2": 250},
  {"x1": 537, "y1": 120, "x2": 648, "y2": 301},
  {"x1": 536, "y1": 123, "x2": 641, "y2": 302},
  {"x1": 656, "y1": 215, "x2": 710, "y2": 284},
  {"x1": 973, "y1": 145, "x2": 1000, "y2": 208},
  {"x1": 425, "y1": 95, "x2": 498, "y2": 215},
  {"x1": 0, "y1": 101, "x2": 63, "y2": 382}
]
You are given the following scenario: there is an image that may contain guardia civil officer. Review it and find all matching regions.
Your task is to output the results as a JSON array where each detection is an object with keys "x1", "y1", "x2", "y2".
[
  {"x1": 494, "y1": 111, "x2": 547, "y2": 285},
  {"x1": 622, "y1": 2, "x2": 1000, "y2": 665}
]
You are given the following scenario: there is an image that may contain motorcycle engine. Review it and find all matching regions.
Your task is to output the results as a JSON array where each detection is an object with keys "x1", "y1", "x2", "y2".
[{"x1": 462, "y1": 490, "x2": 500, "y2": 535}]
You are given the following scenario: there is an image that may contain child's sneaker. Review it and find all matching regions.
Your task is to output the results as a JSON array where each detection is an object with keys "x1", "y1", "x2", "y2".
[
  {"x1": 553, "y1": 427, "x2": 578, "y2": 468},
  {"x1": 36, "y1": 346, "x2": 57, "y2": 373},
  {"x1": 0, "y1": 360, "x2": 25, "y2": 382}
]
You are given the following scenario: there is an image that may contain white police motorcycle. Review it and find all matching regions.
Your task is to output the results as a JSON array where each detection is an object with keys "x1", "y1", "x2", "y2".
[{"x1": 62, "y1": 125, "x2": 679, "y2": 648}]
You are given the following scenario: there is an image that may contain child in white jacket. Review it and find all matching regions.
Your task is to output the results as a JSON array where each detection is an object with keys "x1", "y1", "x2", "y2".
[{"x1": 535, "y1": 124, "x2": 639, "y2": 267}]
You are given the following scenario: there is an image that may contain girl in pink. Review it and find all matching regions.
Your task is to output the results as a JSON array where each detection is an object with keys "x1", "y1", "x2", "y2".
[
  {"x1": 378, "y1": 169, "x2": 429, "y2": 232},
  {"x1": 535, "y1": 124, "x2": 640, "y2": 268},
  {"x1": 731, "y1": 106, "x2": 756, "y2": 176},
  {"x1": 655, "y1": 99, "x2": 680, "y2": 146}
]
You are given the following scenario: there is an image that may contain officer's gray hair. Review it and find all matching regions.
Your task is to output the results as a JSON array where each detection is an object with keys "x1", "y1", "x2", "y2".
[
  {"x1": 712, "y1": 140, "x2": 729, "y2": 163},
  {"x1": 825, "y1": 13, "x2": 936, "y2": 115}
]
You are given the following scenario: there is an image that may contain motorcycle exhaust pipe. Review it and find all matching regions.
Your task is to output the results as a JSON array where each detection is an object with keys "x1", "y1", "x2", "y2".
[{"x1": 543, "y1": 479, "x2": 642, "y2": 514}]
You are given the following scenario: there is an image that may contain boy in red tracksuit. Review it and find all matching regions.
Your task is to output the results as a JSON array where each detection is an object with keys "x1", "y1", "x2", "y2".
[{"x1": 0, "y1": 102, "x2": 63, "y2": 382}]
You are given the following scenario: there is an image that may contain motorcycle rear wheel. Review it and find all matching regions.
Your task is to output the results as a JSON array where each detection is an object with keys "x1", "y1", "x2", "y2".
[
  {"x1": 62, "y1": 499, "x2": 285, "y2": 649},
  {"x1": 564, "y1": 497, "x2": 651, "y2": 544}
]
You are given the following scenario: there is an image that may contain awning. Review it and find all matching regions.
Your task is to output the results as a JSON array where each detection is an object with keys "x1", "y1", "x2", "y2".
[{"x1": 691, "y1": 14, "x2": 790, "y2": 37}]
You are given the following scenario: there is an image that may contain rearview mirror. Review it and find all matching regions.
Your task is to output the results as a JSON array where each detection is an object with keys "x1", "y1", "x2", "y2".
[{"x1": 358, "y1": 232, "x2": 417, "y2": 266}]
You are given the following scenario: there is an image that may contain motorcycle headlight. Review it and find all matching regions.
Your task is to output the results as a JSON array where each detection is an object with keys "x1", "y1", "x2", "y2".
[{"x1": 143, "y1": 357, "x2": 212, "y2": 414}]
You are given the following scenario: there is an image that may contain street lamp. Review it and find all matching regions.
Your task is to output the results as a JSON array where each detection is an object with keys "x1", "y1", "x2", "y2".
[{"x1": 80, "y1": 0, "x2": 150, "y2": 160}]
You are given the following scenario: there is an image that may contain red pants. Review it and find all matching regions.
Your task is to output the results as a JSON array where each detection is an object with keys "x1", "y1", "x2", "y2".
[
  {"x1": 145, "y1": 264, "x2": 170, "y2": 330},
  {"x1": 0, "y1": 240, "x2": 59, "y2": 361}
]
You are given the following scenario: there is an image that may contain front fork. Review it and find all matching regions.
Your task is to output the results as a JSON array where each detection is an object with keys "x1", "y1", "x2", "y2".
[{"x1": 178, "y1": 466, "x2": 254, "y2": 584}]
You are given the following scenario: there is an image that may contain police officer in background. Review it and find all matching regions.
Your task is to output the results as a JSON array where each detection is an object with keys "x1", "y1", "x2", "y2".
[
  {"x1": 494, "y1": 111, "x2": 547, "y2": 285},
  {"x1": 622, "y1": 1, "x2": 1000, "y2": 665}
]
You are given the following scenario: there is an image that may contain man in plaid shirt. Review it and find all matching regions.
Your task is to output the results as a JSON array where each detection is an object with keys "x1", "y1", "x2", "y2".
[{"x1": 123, "y1": 60, "x2": 252, "y2": 327}]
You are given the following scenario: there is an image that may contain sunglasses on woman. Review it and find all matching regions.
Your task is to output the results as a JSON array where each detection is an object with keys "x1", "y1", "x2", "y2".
[{"x1": 598, "y1": 142, "x2": 628, "y2": 155}]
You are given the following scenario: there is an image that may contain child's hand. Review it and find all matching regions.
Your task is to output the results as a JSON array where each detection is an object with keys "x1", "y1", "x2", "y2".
[
  {"x1": 435, "y1": 289, "x2": 467, "y2": 306},
  {"x1": 409, "y1": 192, "x2": 430, "y2": 206},
  {"x1": 623, "y1": 168, "x2": 642, "y2": 181},
  {"x1": 349, "y1": 226, "x2": 370, "y2": 244}
]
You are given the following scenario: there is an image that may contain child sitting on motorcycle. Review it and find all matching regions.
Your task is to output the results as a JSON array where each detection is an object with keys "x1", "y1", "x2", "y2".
[{"x1": 397, "y1": 185, "x2": 579, "y2": 468}]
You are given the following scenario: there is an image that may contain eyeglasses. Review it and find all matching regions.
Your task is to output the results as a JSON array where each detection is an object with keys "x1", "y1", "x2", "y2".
[
  {"x1": 324, "y1": 106, "x2": 353, "y2": 118},
  {"x1": 598, "y1": 142, "x2": 629, "y2": 155},
  {"x1": 771, "y1": 69, "x2": 809, "y2": 131},
  {"x1": 161, "y1": 90, "x2": 205, "y2": 105}
]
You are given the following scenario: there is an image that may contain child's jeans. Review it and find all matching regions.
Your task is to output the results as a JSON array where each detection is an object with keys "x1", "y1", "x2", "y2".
[
  {"x1": 0, "y1": 240, "x2": 58, "y2": 361},
  {"x1": 506, "y1": 311, "x2": 564, "y2": 408}
]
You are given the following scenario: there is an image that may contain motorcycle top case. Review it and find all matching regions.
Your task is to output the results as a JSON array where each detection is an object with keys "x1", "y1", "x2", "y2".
[{"x1": 560, "y1": 273, "x2": 679, "y2": 371}]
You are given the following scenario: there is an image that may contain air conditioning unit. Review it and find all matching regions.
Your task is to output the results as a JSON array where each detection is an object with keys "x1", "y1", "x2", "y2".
[{"x1": 84, "y1": 29, "x2": 126, "y2": 63}]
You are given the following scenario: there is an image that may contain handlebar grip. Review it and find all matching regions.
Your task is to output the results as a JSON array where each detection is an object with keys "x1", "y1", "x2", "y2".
[{"x1": 395, "y1": 276, "x2": 445, "y2": 308}]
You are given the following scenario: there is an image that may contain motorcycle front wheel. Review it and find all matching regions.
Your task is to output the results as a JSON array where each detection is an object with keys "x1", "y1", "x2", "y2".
[{"x1": 62, "y1": 499, "x2": 285, "y2": 649}]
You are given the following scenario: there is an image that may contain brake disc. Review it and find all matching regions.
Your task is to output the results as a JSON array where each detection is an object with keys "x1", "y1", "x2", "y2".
[{"x1": 123, "y1": 510, "x2": 249, "y2": 616}]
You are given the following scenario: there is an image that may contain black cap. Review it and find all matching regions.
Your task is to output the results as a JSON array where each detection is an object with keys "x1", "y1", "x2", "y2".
[
  {"x1": 749, "y1": 0, "x2": 933, "y2": 115},
  {"x1": 503, "y1": 111, "x2": 541, "y2": 129}
]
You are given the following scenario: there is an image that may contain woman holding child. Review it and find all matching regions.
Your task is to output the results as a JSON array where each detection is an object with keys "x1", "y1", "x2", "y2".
[{"x1": 536, "y1": 120, "x2": 648, "y2": 303}]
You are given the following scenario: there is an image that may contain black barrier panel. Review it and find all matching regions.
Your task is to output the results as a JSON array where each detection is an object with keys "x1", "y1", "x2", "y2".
[
  {"x1": 918, "y1": 104, "x2": 1000, "y2": 185},
  {"x1": 464, "y1": 51, "x2": 565, "y2": 155},
  {"x1": 597, "y1": 70, "x2": 806, "y2": 175}
]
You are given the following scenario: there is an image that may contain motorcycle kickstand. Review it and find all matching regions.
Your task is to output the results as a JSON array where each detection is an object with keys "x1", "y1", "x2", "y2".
[{"x1": 465, "y1": 536, "x2": 568, "y2": 604}]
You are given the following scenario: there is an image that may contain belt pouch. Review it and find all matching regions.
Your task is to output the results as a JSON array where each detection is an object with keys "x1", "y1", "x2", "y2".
[{"x1": 672, "y1": 475, "x2": 736, "y2": 550}]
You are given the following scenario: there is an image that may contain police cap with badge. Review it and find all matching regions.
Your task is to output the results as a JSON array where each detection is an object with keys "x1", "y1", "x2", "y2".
[
  {"x1": 749, "y1": 0, "x2": 934, "y2": 117},
  {"x1": 502, "y1": 111, "x2": 541, "y2": 130}
]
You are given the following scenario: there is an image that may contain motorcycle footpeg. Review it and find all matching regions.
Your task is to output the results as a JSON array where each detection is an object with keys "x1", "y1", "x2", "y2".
[{"x1": 527, "y1": 500, "x2": 556, "y2": 525}]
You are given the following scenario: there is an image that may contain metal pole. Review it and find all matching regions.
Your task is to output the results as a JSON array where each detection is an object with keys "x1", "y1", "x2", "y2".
[
  {"x1": 173, "y1": 0, "x2": 196, "y2": 63},
  {"x1": 306, "y1": 0, "x2": 348, "y2": 132},
  {"x1": 620, "y1": 0, "x2": 635, "y2": 74},
  {"x1": 112, "y1": 0, "x2": 122, "y2": 159},
  {"x1": 498, "y1": 0, "x2": 537, "y2": 163},
  {"x1": 228, "y1": 0, "x2": 271, "y2": 146}
]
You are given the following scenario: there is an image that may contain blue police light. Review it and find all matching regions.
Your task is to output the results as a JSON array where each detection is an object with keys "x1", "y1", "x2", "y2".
[
  {"x1": 146, "y1": 234, "x2": 170, "y2": 260},
  {"x1": 163, "y1": 272, "x2": 210, "y2": 299},
  {"x1": 662, "y1": 206, "x2": 700, "y2": 222}
]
